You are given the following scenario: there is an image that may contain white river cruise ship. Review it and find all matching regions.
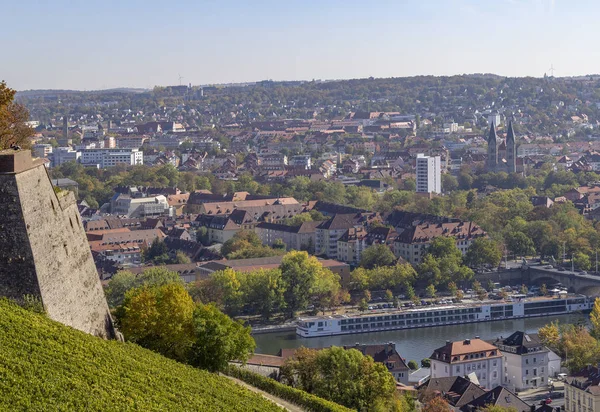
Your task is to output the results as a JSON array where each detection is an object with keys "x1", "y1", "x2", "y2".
[{"x1": 296, "y1": 295, "x2": 591, "y2": 338}]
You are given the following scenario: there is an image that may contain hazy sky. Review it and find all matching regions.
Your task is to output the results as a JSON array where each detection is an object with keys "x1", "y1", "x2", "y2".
[{"x1": 3, "y1": 0, "x2": 597, "y2": 90}]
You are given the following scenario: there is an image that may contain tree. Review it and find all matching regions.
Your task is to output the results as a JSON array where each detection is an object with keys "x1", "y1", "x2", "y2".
[
  {"x1": 538, "y1": 321, "x2": 600, "y2": 373},
  {"x1": 481, "y1": 406, "x2": 518, "y2": 412},
  {"x1": 407, "y1": 360, "x2": 419, "y2": 370},
  {"x1": 455, "y1": 289, "x2": 464, "y2": 301},
  {"x1": 207, "y1": 268, "x2": 243, "y2": 316},
  {"x1": 385, "y1": 289, "x2": 394, "y2": 302},
  {"x1": 426, "y1": 284, "x2": 436, "y2": 299},
  {"x1": 359, "y1": 244, "x2": 397, "y2": 269},
  {"x1": 188, "y1": 303, "x2": 255, "y2": 372},
  {"x1": 281, "y1": 346, "x2": 398, "y2": 410},
  {"x1": 105, "y1": 267, "x2": 181, "y2": 308},
  {"x1": 590, "y1": 298, "x2": 600, "y2": 340},
  {"x1": 421, "y1": 358, "x2": 431, "y2": 367},
  {"x1": 465, "y1": 238, "x2": 502, "y2": 268},
  {"x1": 505, "y1": 231, "x2": 535, "y2": 258},
  {"x1": 280, "y1": 251, "x2": 339, "y2": 318},
  {"x1": 442, "y1": 174, "x2": 458, "y2": 192},
  {"x1": 240, "y1": 268, "x2": 285, "y2": 320},
  {"x1": 143, "y1": 238, "x2": 170, "y2": 264},
  {"x1": 174, "y1": 251, "x2": 191, "y2": 264},
  {"x1": 540, "y1": 283, "x2": 548, "y2": 296},
  {"x1": 115, "y1": 283, "x2": 195, "y2": 362},
  {"x1": 358, "y1": 299, "x2": 369, "y2": 312},
  {"x1": 574, "y1": 252, "x2": 591, "y2": 271},
  {"x1": 520, "y1": 284, "x2": 528, "y2": 295},
  {"x1": 419, "y1": 238, "x2": 474, "y2": 287},
  {"x1": 0, "y1": 81, "x2": 33, "y2": 150},
  {"x1": 221, "y1": 230, "x2": 283, "y2": 260},
  {"x1": 423, "y1": 396, "x2": 451, "y2": 412},
  {"x1": 448, "y1": 281, "x2": 458, "y2": 297},
  {"x1": 312, "y1": 268, "x2": 341, "y2": 314}
]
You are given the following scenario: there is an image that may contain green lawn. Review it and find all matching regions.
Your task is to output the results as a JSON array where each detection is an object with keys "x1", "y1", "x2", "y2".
[{"x1": 0, "y1": 299, "x2": 282, "y2": 411}]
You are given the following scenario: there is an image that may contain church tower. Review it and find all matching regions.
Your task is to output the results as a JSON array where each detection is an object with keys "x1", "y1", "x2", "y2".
[
  {"x1": 506, "y1": 121, "x2": 517, "y2": 173},
  {"x1": 487, "y1": 122, "x2": 498, "y2": 171}
]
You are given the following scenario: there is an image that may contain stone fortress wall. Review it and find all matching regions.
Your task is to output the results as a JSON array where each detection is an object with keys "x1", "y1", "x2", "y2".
[{"x1": 0, "y1": 150, "x2": 115, "y2": 338}]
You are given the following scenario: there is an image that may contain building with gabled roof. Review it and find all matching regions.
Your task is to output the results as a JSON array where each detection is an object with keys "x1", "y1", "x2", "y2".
[
  {"x1": 417, "y1": 376, "x2": 487, "y2": 408},
  {"x1": 491, "y1": 331, "x2": 556, "y2": 391},
  {"x1": 459, "y1": 385, "x2": 530, "y2": 412},
  {"x1": 565, "y1": 364, "x2": 600, "y2": 412},
  {"x1": 430, "y1": 338, "x2": 503, "y2": 389}
]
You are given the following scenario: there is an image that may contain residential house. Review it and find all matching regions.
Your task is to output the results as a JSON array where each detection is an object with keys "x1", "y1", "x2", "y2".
[
  {"x1": 344, "y1": 342, "x2": 410, "y2": 385},
  {"x1": 255, "y1": 221, "x2": 319, "y2": 252},
  {"x1": 316, "y1": 214, "x2": 362, "y2": 259},
  {"x1": 430, "y1": 338, "x2": 503, "y2": 389},
  {"x1": 492, "y1": 331, "x2": 556, "y2": 391},
  {"x1": 565, "y1": 365, "x2": 600, "y2": 412}
]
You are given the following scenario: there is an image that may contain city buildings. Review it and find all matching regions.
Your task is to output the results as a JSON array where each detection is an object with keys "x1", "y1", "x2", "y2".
[{"x1": 416, "y1": 153, "x2": 441, "y2": 194}]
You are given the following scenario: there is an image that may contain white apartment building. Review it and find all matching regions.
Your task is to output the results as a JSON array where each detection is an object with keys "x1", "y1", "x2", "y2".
[
  {"x1": 430, "y1": 338, "x2": 503, "y2": 389},
  {"x1": 79, "y1": 148, "x2": 143, "y2": 168},
  {"x1": 493, "y1": 331, "x2": 557, "y2": 391},
  {"x1": 416, "y1": 153, "x2": 441, "y2": 194}
]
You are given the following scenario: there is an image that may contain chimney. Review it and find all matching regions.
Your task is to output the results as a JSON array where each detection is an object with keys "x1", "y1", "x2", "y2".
[
  {"x1": 475, "y1": 336, "x2": 480, "y2": 339},
  {"x1": 387, "y1": 342, "x2": 395, "y2": 355},
  {"x1": 446, "y1": 340, "x2": 451, "y2": 344},
  {"x1": 464, "y1": 339, "x2": 471, "y2": 345}
]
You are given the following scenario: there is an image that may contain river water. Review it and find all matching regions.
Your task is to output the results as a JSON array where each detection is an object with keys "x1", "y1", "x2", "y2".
[{"x1": 254, "y1": 314, "x2": 587, "y2": 363}]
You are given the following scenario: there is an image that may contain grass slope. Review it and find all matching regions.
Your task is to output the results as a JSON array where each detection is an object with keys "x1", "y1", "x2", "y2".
[{"x1": 0, "y1": 300, "x2": 282, "y2": 411}]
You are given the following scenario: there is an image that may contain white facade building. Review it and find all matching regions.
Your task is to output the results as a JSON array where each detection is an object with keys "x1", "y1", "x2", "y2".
[
  {"x1": 493, "y1": 331, "x2": 557, "y2": 391},
  {"x1": 79, "y1": 148, "x2": 143, "y2": 168},
  {"x1": 416, "y1": 153, "x2": 441, "y2": 194},
  {"x1": 430, "y1": 338, "x2": 503, "y2": 389}
]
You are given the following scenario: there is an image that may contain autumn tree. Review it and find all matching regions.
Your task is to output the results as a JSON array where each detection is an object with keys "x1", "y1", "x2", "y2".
[
  {"x1": 0, "y1": 80, "x2": 33, "y2": 150},
  {"x1": 105, "y1": 267, "x2": 181, "y2": 308},
  {"x1": 423, "y1": 396, "x2": 451, "y2": 412},
  {"x1": 116, "y1": 282, "x2": 195, "y2": 362},
  {"x1": 590, "y1": 298, "x2": 600, "y2": 340}
]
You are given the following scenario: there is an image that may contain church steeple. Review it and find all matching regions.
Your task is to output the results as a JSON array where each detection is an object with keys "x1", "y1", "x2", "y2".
[
  {"x1": 506, "y1": 120, "x2": 517, "y2": 173},
  {"x1": 487, "y1": 122, "x2": 498, "y2": 171}
]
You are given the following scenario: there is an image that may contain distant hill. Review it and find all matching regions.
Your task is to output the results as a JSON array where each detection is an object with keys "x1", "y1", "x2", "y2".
[{"x1": 0, "y1": 299, "x2": 282, "y2": 411}]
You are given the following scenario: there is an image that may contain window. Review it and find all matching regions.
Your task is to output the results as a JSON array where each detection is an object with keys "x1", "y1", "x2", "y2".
[
  {"x1": 456, "y1": 366, "x2": 460, "y2": 373},
  {"x1": 526, "y1": 370, "x2": 529, "y2": 375},
  {"x1": 526, "y1": 359, "x2": 529, "y2": 364}
]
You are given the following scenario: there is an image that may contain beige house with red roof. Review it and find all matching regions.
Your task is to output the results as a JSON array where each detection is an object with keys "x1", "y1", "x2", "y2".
[{"x1": 430, "y1": 338, "x2": 503, "y2": 389}]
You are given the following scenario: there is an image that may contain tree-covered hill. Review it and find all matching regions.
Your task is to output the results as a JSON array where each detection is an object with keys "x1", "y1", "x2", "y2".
[{"x1": 0, "y1": 299, "x2": 283, "y2": 411}]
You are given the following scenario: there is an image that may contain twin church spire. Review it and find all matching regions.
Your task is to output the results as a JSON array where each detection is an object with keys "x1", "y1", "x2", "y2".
[{"x1": 487, "y1": 120, "x2": 517, "y2": 173}]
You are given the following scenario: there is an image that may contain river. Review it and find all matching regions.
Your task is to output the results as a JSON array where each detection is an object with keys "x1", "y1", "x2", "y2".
[{"x1": 254, "y1": 314, "x2": 587, "y2": 363}]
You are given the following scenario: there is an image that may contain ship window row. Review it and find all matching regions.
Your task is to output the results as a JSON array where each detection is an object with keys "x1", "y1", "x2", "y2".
[
  {"x1": 526, "y1": 301, "x2": 568, "y2": 309},
  {"x1": 340, "y1": 314, "x2": 477, "y2": 328},
  {"x1": 524, "y1": 306, "x2": 566, "y2": 316},
  {"x1": 340, "y1": 309, "x2": 480, "y2": 324}
]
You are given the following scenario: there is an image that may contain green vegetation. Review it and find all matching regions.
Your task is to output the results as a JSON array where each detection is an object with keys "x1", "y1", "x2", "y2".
[
  {"x1": 280, "y1": 346, "x2": 406, "y2": 411},
  {"x1": 221, "y1": 230, "x2": 285, "y2": 260},
  {"x1": 113, "y1": 271, "x2": 255, "y2": 372},
  {"x1": 226, "y1": 366, "x2": 353, "y2": 412},
  {"x1": 0, "y1": 299, "x2": 282, "y2": 411},
  {"x1": 539, "y1": 318, "x2": 600, "y2": 373}
]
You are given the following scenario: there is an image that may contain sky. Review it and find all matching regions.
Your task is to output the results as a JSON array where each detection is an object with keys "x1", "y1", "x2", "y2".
[{"x1": 2, "y1": 0, "x2": 599, "y2": 90}]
